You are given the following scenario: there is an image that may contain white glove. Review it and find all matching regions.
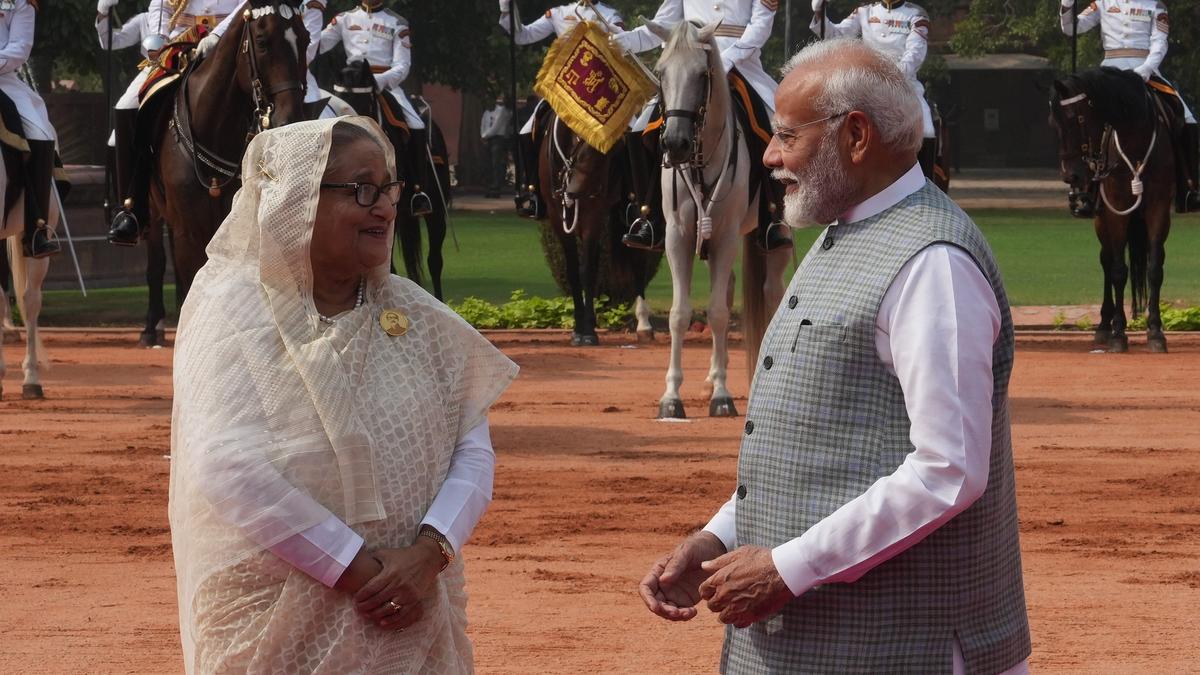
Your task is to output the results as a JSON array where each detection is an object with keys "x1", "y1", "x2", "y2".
[
  {"x1": 97, "y1": 0, "x2": 119, "y2": 14},
  {"x1": 611, "y1": 30, "x2": 637, "y2": 53},
  {"x1": 196, "y1": 33, "x2": 219, "y2": 57},
  {"x1": 1133, "y1": 64, "x2": 1153, "y2": 82},
  {"x1": 719, "y1": 46, "x2": 737, "y2": 75},
  {"x1": 812, "y1": 0, "x2": 825, "y2": 12},
  {"x1": 498, "y1": 0, "x2": 511, "y2": 13}
]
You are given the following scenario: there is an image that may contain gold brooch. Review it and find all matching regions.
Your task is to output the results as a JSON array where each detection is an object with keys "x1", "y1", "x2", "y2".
[{"x1": 380, "y1": 308, "x2": 410, "y2": 336}]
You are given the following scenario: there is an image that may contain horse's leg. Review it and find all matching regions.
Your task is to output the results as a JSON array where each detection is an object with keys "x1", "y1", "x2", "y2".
[
  {"x1": 632, "y1": 253, "x2": 654, "y2": 343},
  {"x1": 19, "y1": 255, "x2": 49, "y2": 399},
  {"x1": 0, "y1": 241, "x2": 8, "y2": 400},
  {"x1": 659, "y1": 219, "x2": 695, "y2": 419},
  {"x1": 141, "y1": 217, "x2": 168, "y2": 347},
  {"x1": 1098, "y1": 217, "x2": 1130, "y2": 353},
  {"x1": 560, "y1": 233, "x2": 589, "y2": 347},
  {"x1": 575, "y1": 229, "x2": 601, "y2": 346},
  {"x1": 1145, "y1": 207, "x2": 1169, "y2": 353},
  {"x1": 425, "y1": 211, "x2": 446, "y2": 302},
  {"x1": 705, "y1": 227, "x2": 739, "y2": 417}
]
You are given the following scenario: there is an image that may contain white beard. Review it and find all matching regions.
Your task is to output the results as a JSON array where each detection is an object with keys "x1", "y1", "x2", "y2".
[{"x1": 774, "y1": 128, "x2": 863, "y2": 227}]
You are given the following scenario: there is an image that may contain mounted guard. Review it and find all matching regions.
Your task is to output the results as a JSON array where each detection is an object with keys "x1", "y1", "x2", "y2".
[
  {"x1": 0, "y1": 0, "x2": 61, "y2": 259},
  {"x1": 1061, "y1": 0, "x2": 1199, "y2": 214},
  {"x1": 810, "y1": 0, "x2": 943, "y2": 185},
  {"x1": 106, "y1": 0, "x2": 245, "y2": 245},
  {"x1": 95, "y1": 6, "x2": 151, "y2": 219},
  {"x1": 613, "y1": 0, "x2": 792, "y2": 253},
  {"x1": 499, "y1": 0, "x2": 626, "y2": 220}
]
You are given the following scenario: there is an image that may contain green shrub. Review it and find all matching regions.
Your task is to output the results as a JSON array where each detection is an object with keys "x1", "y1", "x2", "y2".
[
  {"x1": 449, "y1": 290, "x2": 632, "y2": 330},
  {"x1": 1128, "y1": 304, "x2": 1200, "y2": 331}
]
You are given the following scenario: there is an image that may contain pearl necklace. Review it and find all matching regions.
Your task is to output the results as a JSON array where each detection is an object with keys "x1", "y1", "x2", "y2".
[{"x1": 317, "y1": 278, "x2": 366, "y2": 325}]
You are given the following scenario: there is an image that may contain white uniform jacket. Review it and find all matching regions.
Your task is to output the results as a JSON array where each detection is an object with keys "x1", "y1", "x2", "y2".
[
  {"x1": 813, "y1": 2, "x2": 934, "y2": 137},
  {"x1": 1061, "y1": 0, "x2": 1192, "y2": 122},
  {"x1": 614, "y1": 0, "x2": 779, "y2": 116},
  {"x1": 145, "y1": 0, "x2": 243, "y2": 41},
  {"x1": 0, "y1": 0, "x2": 53, "y2": 141},
  {"x1": 97, "y1": 11, "x2": 151, "y2": 110},
  {"x1": 499, "y1": 1, "x2": 624, "y2": 46},
  {"x1": 320, "y1": 5, "x2": 423, "y2": 129}
]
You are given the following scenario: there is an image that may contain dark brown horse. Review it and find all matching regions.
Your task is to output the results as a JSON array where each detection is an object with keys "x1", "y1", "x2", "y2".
[
  {"x1": 1049, "y1": 67, "x2": 1173, "y2": 353},
  {"x1": 536, "y1": 111, "x2": 658, "y2": 346},
  {"x1": 333, "y1": 60, "x2": 452, "y2": 300},
  {"x1": 139, "y1": 0, "x2": 308, "y2": 345}
]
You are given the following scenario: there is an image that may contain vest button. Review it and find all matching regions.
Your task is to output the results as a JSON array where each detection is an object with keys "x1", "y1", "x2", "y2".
[
  {"x1": 788, "y1": 295, "x2": 798, "y2": 309},
  {"x1": 744, "y1": 420, "x2": 754, "y2": 435},
  {"x1": 821, "y1": 235, "x2": 834, "y2": 250},
  {"x1": 736, "y1": 484, "x2": 747, "y2": 499},
  {"x1": 763, "y1": 356, "x2": 773, "y2": 370}
]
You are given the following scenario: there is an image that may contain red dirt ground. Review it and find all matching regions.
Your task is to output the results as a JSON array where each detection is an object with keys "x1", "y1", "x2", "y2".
[{"x1": 2, "y1": 331, "x2": 1198, "y2": 673}]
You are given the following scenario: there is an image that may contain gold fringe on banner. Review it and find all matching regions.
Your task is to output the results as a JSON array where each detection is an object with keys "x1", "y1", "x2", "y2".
[{"x1": 533, "y1": 20, "x2": 655, "y2": 154}]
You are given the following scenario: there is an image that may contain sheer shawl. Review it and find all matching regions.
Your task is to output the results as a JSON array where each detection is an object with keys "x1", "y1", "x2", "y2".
[{"x1": 169, "y1": 116, "x2": 518, "y2": 673}]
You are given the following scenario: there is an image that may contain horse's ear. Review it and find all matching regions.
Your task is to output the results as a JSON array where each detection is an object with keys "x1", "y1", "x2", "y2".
[
  {"x1": 695, "y1": 19, "x2": 721, "y2": 43},
  {"x1": 642, "y1": 17, "x2": 671, "y2": 42}
]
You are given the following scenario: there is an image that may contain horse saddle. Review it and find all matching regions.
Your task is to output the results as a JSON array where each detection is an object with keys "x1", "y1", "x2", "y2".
[
  {"x1": 138, "y1": 29, "x2": 208, "y2": 110},
  {"x1": 377, "y1": 91, "x2": 411, "y2": 143}
]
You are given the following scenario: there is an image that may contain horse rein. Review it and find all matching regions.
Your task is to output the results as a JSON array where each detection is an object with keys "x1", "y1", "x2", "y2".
[
  {"x1": 549, "y1": 116, "x2": 605, "y2": 235},
  {"x1": 242, "y1": 3, "x2": 307, "y2": 133},
  {"x1": 1058, "y1": 89, "x2": 1160, "y2": 215}
]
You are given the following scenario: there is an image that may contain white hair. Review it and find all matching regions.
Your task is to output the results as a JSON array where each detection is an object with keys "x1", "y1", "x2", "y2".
[{"x1": 782, "y1": 39, "x2": 923, "y2": 156}]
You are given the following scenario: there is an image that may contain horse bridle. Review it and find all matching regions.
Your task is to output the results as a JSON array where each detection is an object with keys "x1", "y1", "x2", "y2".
[
  {"x1": 242, "y1": 3, "x2": 307, "y2": 133},
  {"x1": 660, "y1": 65, "x2": 713, "y2": 170},
  {"x1": 1056, "y1": 92, "x2": 1112, "y2": 183}
]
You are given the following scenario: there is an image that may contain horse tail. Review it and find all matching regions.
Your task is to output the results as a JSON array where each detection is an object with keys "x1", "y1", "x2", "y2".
[
  {"x1": 1127, "y1": 211, "x2": 1149, "y2": 318},
  {"x1": 741, "y1": 232, "x2": 769, "y2": 384},
  {"x1": 6, "y1": 237, "x2": 48, "y2": 370},
  {"x1": 395, "y1": 213, "x2": 424, "y2": 287}
]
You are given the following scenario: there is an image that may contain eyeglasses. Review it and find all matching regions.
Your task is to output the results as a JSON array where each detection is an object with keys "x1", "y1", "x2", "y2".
[
  {"x1": 320, "y1": 180, "x2": 404, "y2": 207},
  {"x1": 771, "y1": 111, "x2": 849, "y2": 149}
]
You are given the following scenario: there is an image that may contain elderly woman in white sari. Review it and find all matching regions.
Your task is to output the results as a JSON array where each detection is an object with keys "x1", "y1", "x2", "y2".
[{"x1": 169, "y1": 115, "x2": 518, "y2": 674}]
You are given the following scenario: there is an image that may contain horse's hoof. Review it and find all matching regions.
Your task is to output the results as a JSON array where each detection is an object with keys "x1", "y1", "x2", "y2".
[
  {"x1": 1108, "y1": 335, "x2": 1129, "y2": 353},
  {"x1": 636, "y1": 329, "x2": 654, "y2": 344},
  {"x1": 22, "y1": 384, "x2": 44, "y2": 400},
  {"x1": 709, "y1": 396, "x2": 738, "y2": 417},
  {"x1": 570, "y1": 333, "x2": 599, "y2": 347},
  {"x1": 1092, "y1": 328, "x2": 1112, "y2": 346},
  {"x1": 1148, "y1": 334, "x2": 1169, "y2": 353},
  {"x1": 138, "y1": 332, "x2": 156, "y2": 348},
  {"x1": 658, "y1": 399, "x2": 686, "y2": 419}
]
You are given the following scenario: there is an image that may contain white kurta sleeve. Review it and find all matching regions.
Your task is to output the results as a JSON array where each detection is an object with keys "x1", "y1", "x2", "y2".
[
  {"x1": 720, "y1": 0, "x2": 775, "y2": 72},
  {"x1": 498, "y1": 5, "x2": 556, "y2": 45},
  {"x1": 419, "y1": 419, "x2": 496, "y2": 554},
  {"x1": 1061, "y1": 1, "x2": 1100, "y2": 36},
  {"x1": 769, "y1": 244, "x2": 1002, "y2": 597},
  {"x1": 702, "y1": 493, "x2": 739, "y2": 550},
  {"x1": 0, "y1": 3, "x2": 35, "y2": 76},
  {"x1": 811, "y1": 5, "x2": 862, "y2": 39},
  {"x1": 611, "y1": 0, "x2": 682, "y2": 54},
  {"x1": 374, "y1": 22, "x2": 411, "y2": 92},
  {"x1": 898, "y1": 9, "x2": 929, "y2": 79},
  {"x1": 318, "y1": 13, "x2": 343, "y2": 54}
]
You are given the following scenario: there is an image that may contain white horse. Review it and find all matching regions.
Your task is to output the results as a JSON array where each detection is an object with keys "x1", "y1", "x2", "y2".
[
  {"x1": 0, "y1": 152, "x2": 57, "y2": 400},
  {"x1": 646, "y1": 19, "x2": 789, "y2": 419}
]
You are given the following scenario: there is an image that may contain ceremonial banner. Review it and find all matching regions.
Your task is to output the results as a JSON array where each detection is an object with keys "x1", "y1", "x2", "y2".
[{"x1": 533, "y1": 20, "x2": 655, "y2": 154}]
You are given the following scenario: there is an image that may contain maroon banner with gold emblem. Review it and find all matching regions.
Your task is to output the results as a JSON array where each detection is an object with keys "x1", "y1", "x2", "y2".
[{"x1": 533, "y1": 20, "x2": 655, "y2": 154}]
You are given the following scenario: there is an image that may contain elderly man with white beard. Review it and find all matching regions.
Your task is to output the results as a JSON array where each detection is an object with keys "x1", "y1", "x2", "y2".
[{"x1": 637, "y1": 38, "x2": 1031, "y2": 674}]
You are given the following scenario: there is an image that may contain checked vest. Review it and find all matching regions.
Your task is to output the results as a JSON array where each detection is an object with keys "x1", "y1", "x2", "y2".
[{"x1": 723, "y1": 182, "x2": 1031, "y2": 674}]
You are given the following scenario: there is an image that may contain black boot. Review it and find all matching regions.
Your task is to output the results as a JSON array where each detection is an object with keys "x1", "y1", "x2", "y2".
[
  {"x1": 1180, "y1": 123, "x2": 1200, "y2": 213},
  {"x1": 622, "y1": 130, "x2": 664, "y2": 251},
  {"x1": 21, "y1": 140, "x2": 59, "y2": 259},
  {"x1": 758, "y1": 177, "x2": 792, "y2": 252},
  {"x1": 514, "y1": 131, "x2": 544, "y2": 219},
  {"x1": 918, "y1": 138, "x2": 937, "y2": 179},
  {"x1": 108, "y1": 108, "x2": 145, "y2": 246}
]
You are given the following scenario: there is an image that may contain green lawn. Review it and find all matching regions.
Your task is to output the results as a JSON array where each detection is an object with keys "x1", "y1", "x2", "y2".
[{"x1": 29, "y1": 209, "x2": 1200, "y2": 326}]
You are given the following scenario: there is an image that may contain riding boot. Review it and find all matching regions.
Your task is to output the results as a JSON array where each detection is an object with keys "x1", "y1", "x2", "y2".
[
  {"x1": 918, "y1": 138, "x2": 937, "y2": 179},
  {"x1": 108, "y1": 108, "x2": 145, "y2": 246},
  {"x1": 515, "y1": 132, "x2": 544, "y2": 219},
  {"x1": 1179, "y1": 123, "x2": 1200, "y2": 213},
  {"x1": 622, "y1": 130, "x2": 665, "y2": 251},
  {"x1": 408, "y1": 127, "x2": 434, "y2": 216},
  {"x1": 757, "y1": 176, "x2": 792, "y2": 252},
  {"x1": 20, "y1": 140, "x2": 59, "y2": 259}
]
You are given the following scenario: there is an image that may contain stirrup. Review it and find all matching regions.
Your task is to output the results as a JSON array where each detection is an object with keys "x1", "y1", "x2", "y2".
[
  {"x1": 410, "y1": 185, "x2": 433, "y2": 217},
  {"x1": 517, "y1": 190, "x2": 543, "y2": 220},
  {"x1": 107, "y1": 198, "x2": 141, "y2": 246},
  {"x1": 622, "y1": 216, "x2": 662, "y2": 252},
  {"x1": 24, "y1": 222, "x2": 61, "y2": 259}
]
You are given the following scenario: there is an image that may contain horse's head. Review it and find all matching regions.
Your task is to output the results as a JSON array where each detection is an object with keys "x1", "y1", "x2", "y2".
[
  {"x1": 334, "y1": 59, "x2": 379, "y2": 118},
  {"x1": 649, "y1": 19, "x2": 721, "y2": 166},
  {"x1": 232, "y1": 0, "x2": 309, "y2": 129},
  {"x1": 1048, "y1": 67, "x2": 1149, "y2": 217},
  {"x1": 544, "y1": 116, "x2": 617, "y2": 203}
]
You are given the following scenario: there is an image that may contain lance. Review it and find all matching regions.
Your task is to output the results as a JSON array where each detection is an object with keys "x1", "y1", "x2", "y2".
[
  {"x1": 507, "y1": 1, "x2": 521, "y2": 200},
  {"x1": 1071, "y1": 0, "x2": 1078, "y2": 73},
  {"x1": 104, "y1": 7, "x2": 115, "y2": 221},
  {"x1": 819, "y1": 0, "x2": 825, "y2": 41}
]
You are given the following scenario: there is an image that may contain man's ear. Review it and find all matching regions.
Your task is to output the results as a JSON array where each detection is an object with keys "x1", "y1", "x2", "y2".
[{"x1": 843, "y1": 110, "x2": 871, "y2": 164}]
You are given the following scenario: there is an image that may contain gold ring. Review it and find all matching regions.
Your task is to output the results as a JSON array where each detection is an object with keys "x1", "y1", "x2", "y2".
[{"x1": 388, "y1": 600, "x2": 402, "y2": 611}]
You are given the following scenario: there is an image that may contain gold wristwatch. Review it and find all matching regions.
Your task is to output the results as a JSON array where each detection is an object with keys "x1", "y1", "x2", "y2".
[{"x1": 419, "y1": 525, "x2": 455, "y2": 571}]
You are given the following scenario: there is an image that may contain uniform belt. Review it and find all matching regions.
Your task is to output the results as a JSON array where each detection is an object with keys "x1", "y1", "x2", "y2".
[
  {"x1": 370, "y1": 65, "x2": 390, "y2": 74},
  {"x1": 176, "y1": 13, "x2": 226, "y2": 28},
  {"x1": 1105, "y1": 48, "x2": 1150, "y2": 59},
  {"x1": 713, "y1": 24, "x2": 747, "y2": 38}
]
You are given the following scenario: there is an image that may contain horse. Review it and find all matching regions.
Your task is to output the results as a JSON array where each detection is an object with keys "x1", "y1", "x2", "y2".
[
  {"x1": 137, "y1": 0, "x2": 309, "y2": 346},
  {"x1": 927, "y1": 101, "x2": 951, "y2": 193},
  {"x1": 536, "y1": 110, "x2": 657, "y2": 345},
  {"x1": 645, "y1": 19, "x2": 790, "y2": 419},
  {"x1": 333, "y1": 59, "x2": 452, "y2": 300},
  {"x1": 1049, "y1": 67, "x2": 1173, "y2": 353},
  {"x1": 0, "y1": 150, "x2": 61, "y2": 399}
]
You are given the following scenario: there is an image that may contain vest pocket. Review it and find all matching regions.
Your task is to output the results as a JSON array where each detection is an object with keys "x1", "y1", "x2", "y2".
[{"x1": 790, "y1": 320, "x2": 846, "y2": 352}]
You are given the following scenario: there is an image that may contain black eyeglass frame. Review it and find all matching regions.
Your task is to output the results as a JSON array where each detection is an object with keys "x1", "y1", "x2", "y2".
[{"x1": 320, "y1": 180, "x2": 406, "y2": 207}]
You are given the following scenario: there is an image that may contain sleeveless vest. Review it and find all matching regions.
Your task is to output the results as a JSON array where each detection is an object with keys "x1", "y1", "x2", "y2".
[{"x1": 722, "y1": 182, "x2": 1031, "y2": 674}]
